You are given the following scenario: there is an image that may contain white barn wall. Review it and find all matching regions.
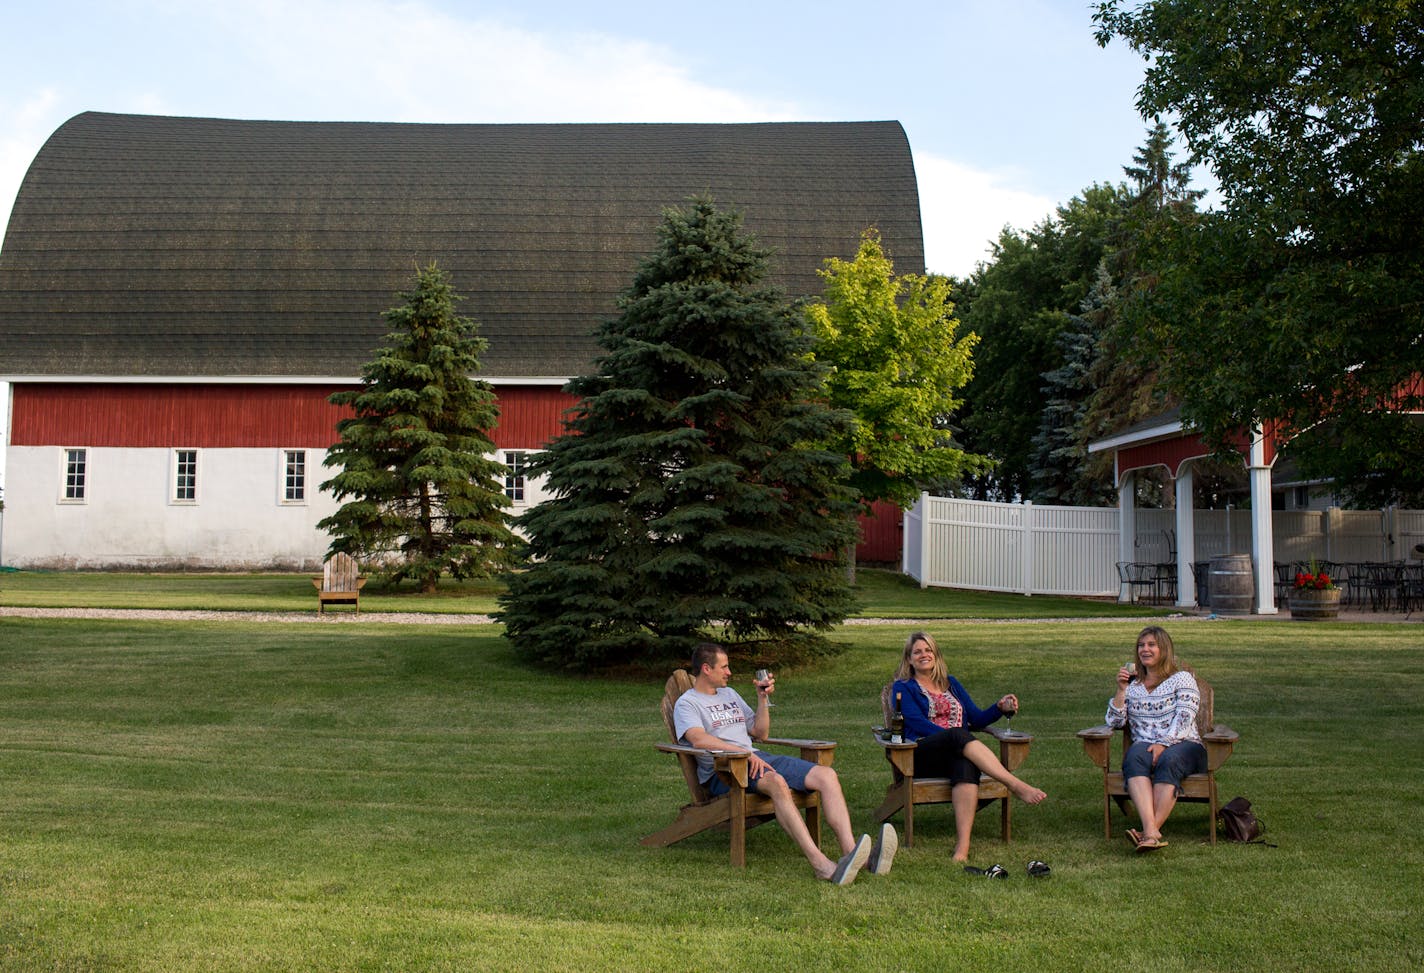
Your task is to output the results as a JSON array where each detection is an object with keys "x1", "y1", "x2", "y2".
[
  {"x1": 3, "y1": 445, "x2": 551, "y2": 570},
  {"x1": 5, "y1": 446, "x2": 340, "y2": 569}
]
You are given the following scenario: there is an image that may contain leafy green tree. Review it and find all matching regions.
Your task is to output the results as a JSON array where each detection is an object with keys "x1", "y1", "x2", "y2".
[
  {"x1": 497, "y1": 199, "x2": 860, "y2": 670},
  {"x1": 956, "y1": 184, "x2": 1127, "y2": 500},
  {"x1": 319, "y1": 263, "x2": 516, "y2": 592},
  {"x1": 1095, "y1": 0, "x2": 1424, "y2": 505},
  {"x1": 805, "y1": 229, "x2": 988, "y2": 511}
]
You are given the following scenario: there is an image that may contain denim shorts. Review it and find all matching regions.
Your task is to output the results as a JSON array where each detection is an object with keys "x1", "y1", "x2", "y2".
[
  {"x1": 1122, "y1": 740, "x2": 1208, "y2": 791},
  {"x1": 704, "y1": 751, "x2": 815, "y2": 797}
]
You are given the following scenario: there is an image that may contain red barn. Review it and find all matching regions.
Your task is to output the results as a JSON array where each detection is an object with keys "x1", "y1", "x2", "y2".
[{"x1": 0, "y1": 112, "x2": 921, "y2": 569}]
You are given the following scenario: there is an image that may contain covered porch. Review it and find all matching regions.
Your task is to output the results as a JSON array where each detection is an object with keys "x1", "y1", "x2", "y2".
[{"x1": 1088, "y1": 408, "x2": 1283, "y2": 614}]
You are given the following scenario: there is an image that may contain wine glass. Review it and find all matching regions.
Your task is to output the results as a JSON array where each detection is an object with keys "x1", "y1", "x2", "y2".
[
  {"x1": 1001, "y1": 695, "x2": 1019, "y2": 736},
  {"x1": 754, "y1": 668, "x2": 775, "y2": 707}
]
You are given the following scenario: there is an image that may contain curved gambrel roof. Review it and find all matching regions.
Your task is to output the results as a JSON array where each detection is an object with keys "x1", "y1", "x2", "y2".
[{"x1": 0, "y1": 112, "x2": 923, "y2": 380}]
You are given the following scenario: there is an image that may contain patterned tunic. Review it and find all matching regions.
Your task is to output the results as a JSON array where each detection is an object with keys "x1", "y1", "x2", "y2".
[{"x1": 1105, "y1": 670, "x2": 1202, "y2": 746}]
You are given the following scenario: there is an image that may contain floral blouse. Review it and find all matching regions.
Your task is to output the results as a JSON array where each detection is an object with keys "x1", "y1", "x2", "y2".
[{"x1": 1105, "y1": 670, "x2": 1202, "y2": 747}]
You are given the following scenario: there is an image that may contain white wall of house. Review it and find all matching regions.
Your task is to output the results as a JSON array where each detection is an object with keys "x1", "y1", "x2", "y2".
[{"x1": 2, "y1": 445, "x2": 550, "y2": 570}]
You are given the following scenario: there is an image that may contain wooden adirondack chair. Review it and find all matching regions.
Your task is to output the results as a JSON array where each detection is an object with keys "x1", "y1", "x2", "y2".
[
  {"x1": 1077, "y1": 675, "x2": 1239, "y2": 843},
  {"x1": 871, "y1": 683, "x2": 1033, "y2": 847},
  {"x1": 640, "y1": 670, "x2": 836, "y2": 867},
  {"x1": 312, "y1": 552, "x2": 367, "y2": 613}
]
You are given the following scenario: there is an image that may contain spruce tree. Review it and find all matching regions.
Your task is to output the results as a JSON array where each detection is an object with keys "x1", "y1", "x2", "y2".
[
  {"x1": 319, "y1": 263, "x2": 516, "y2": 593},
  {"x1": 497, "y1": 198, "x2": 860, "y2": 670}
]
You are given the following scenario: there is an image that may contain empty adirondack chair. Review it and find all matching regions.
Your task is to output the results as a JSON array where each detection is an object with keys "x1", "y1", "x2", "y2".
[
  {"x1": 871, "y1": 682, "x2": 1034, "y2": 847},
  {"x1": 1077, "y1": 676, "x2": 1239, "y2": 843},
  {"x1": 640, "y1": 669, "x2": 836, "y2": 867},
  {"x1": 312, "y1": 552, "x2": 367, "y2": 613}
]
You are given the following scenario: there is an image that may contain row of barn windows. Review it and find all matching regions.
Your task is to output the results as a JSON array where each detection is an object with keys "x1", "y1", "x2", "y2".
[{"x1": 60, "y1": 449, "x2": 531, "y2": 505}]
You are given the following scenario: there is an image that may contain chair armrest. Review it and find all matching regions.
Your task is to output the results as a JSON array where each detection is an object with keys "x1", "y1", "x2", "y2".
[
  {"x1": 311, "y1": 578, "x2": 322, "y2": 589},
  {"x1": 985, "y1": 726, "x2": 1034, "y2": 743},
  {"x1": 1202, "y1": 724, "x2": 1238, "y2": 772},
  {"x1": 1203, "y1": 724, "x2": 1239, "y2": 744},
  {"x1": 1078, "y1": 725, "x2": 1114, "y2": 770},
  {"x1": 762, "y1": 736, "x2": 835, "y2": 767},
  {"x1": 986, "y1": 726, "x2": 1032, "y2": 770},
  {"x1": 762, "y1": 737, "x2": 835, "y2": 750},
  {"x1": 655, "y1": 742, "x2": 746, "y2": 758}
]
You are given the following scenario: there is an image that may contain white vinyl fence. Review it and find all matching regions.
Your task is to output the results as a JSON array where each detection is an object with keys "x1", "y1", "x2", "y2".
[{"x1": 903, "y1": 494, "x2": 1424, "y2": 596}]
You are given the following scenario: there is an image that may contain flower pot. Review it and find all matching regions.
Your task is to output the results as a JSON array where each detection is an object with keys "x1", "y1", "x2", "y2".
[{"x1": 1289, "y1": 587, "x2": 1341, "y2": 621}]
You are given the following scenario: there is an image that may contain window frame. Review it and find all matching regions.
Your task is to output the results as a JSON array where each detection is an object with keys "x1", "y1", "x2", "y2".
[
  {"x1": 60, "y1": 447, "x2": 89, "y2": 504},
  {"x1": 502, "y1": 450, "x2": 529, "y2": 504},
  {"x1": 171, "y1": 448, "x2": 199, "y2": 504},
  {"x1": 280, "y1": 448, "x2": 308, "y2": 505}
]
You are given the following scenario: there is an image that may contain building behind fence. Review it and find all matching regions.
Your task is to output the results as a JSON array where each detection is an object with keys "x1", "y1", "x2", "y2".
[{"x1": 902, "y1": 495, "x2": 1424, "y2": 598}]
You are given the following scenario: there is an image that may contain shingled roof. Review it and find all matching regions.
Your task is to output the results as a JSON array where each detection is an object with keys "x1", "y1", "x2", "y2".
[{"x1": 0, "y1": 112, "x2": 924, "y2": 380}]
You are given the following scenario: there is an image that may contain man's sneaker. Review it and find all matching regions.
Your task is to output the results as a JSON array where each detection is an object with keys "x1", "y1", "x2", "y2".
[
  {"x1": 830, "y1": 833, "x2": 873, "y2": 886},
  {"x1": 867, "y1": 822, "x2": 898, "y2": 875}
]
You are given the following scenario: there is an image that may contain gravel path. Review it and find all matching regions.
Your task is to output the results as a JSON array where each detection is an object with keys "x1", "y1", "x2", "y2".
[
  {"x1": 0, "y1": 606, "x2": 495, "y2": 624},
  {"x1": 1, "y1": 606, "x2": 1411, "y2": 624}
]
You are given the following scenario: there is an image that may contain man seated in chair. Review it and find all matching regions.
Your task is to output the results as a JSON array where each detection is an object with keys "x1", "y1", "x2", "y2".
[{"x1": 673, "y1": 642, "x2": 896, "y2": 885}]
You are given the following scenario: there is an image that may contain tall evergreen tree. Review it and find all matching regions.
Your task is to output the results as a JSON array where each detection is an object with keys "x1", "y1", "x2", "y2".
[
  {"x1": 497, "y1": 199, "x2": 860, "y2": 670},
  {"x1": 319, "y1": 263, "x2": 516, "y2": 593}
]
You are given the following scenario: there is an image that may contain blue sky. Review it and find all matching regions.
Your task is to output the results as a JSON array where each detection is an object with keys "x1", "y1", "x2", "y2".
[{"x1": 0, "y1": 0, "x2": 1162, "y2": 279}]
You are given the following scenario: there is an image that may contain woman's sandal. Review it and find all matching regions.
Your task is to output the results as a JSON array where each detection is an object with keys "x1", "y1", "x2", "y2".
[
  {"x1": 1126, "y1": 828, "x2": 1143, "y2": 847},
  {"x1": 1135, "y1": 836, "x2": 1167, "y2": 853}
]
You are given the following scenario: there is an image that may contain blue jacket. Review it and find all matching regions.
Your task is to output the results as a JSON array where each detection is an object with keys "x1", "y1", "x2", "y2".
[{"x1": 891, "y1": 677, "x2": 1004, "y2": 741}]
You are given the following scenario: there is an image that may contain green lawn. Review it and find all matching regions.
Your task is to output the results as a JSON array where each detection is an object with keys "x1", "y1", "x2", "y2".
[
  {"x1": 0, "y1": 567, "x2": 1161, "y2": 620},
  {"x1": 1, "y1": 614, "x2": 1420, "y2": 970}
]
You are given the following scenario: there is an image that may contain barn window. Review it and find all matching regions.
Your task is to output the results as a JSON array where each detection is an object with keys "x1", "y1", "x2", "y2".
[
  {"x1": 173, "y1": 449, "x2": 199, "y2": 503},
  {"x1": 282, "y1": 450, "x2": 307, "y2": 503},
  {"x1": 503, "y1": 451, "x2": 528, "y2": 503},
  {"x1": 62, "y1": 448, "x2": 88, "y2": 502}
]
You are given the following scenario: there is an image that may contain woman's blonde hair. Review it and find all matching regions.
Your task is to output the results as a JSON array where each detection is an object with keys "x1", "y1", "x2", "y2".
[
  {"x1": 895, "y1": 631, "x2": 948, "y2": 691},
  {"x1": 1134, "y1": 625, "x2": 1181, "y2": 679}
]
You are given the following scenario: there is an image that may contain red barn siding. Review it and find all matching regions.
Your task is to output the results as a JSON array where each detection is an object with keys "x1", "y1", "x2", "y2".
[
  {"x1": 857, "y1": 500, "x2": 903, "y2": 563},
  {"x1": 9, "y1": 383, "x2": 577, "y2": 449}
]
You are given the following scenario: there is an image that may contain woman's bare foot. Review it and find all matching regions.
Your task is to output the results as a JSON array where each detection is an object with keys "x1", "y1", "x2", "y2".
[
  {"x1": 1012, "y1": 781, "x2": 1047, "y2": 804},
  {"x1": 952, "y1": 847, "x2": 970, "y2": 862}
]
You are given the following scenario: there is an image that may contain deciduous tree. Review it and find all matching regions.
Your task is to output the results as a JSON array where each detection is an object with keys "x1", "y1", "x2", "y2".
[
  {"x1": 1095, "y1": 0, "x2": 1424, "y2": 505},
  {"x1": 805, "y1": 229, "x2": 987, "y2": 509}
]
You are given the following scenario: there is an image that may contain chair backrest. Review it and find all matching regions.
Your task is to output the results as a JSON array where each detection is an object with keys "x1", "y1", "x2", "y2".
[
  {"x1": 660, "y1": 670, "x2": 708, "y2": 802},
  {"x1": 322, "y1": 553, "x2": 361, "y2": 592},
  {"x1": 1122, "y1": 674, "x2": 1214, "y2": 749}
]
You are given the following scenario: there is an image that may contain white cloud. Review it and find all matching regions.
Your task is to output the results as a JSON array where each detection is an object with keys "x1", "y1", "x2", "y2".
[
  {"x1": 0, "y1": 89, "x2": 66, "y2": 237},
  {"x1": 913, "y1": 150, "x2": 1057, "y2": 279},
  {"x1": 202, "y1": 0, "x2": 798, "y2": 124}
]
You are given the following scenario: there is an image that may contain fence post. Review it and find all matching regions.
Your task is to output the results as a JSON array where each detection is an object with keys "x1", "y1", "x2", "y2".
[{"x1": 1021, "y1": 501, "x2": 1034, "y2": 596}]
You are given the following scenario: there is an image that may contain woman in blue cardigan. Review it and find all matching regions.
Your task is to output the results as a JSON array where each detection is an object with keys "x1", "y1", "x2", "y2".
[{"x1": 891, "y1": 631, "x2": 1047, "y2": 861}]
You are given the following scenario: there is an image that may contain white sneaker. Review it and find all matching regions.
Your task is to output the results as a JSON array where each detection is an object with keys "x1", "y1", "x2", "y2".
[
  {"x1": 830, "y1": 834, "x2": 873, "y2": 886},
  {"x1": 867, "y1": 822, "x2": 898, "y2": 875}
]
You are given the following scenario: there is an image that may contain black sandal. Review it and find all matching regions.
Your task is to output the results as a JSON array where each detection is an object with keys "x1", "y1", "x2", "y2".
[{"x1": 964, "y1": 864, "x2": 1008, "y2": 879}]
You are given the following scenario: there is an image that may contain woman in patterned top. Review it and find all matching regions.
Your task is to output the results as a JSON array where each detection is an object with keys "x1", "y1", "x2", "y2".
[
  {"x1": 1106, "y1": 625, "x2": 1206, "y2": 852},
  {"x1": 890, "y1": 631, "x2": 1047, "y2": 862}
]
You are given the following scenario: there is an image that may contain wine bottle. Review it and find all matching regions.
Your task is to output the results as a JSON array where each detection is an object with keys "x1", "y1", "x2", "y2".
[{"x1": 889, "y1": 691, "x2": 905, "y2": 744}]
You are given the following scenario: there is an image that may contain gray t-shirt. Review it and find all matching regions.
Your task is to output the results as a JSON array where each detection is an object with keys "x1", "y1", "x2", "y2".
[{"x1": 672, "y1": 686, "x2": 755, "y2": 782}]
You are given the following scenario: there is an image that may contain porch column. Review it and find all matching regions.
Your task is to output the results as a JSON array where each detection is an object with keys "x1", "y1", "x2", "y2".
[
  {"x1": 1118, "y1": 470, "x2": 1136, "y2": 602},
  {"x1": 1248, "y1": 427, "x2": 1278, "y2": 614},
  {"x1": 1175, "y1": 464, "x2": 1196, "y2": 608}
]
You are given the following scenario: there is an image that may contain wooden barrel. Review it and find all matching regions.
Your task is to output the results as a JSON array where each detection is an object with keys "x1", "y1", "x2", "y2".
[{"x1": 1209, "y1": 554, "x2": 1255, "y2": 614}]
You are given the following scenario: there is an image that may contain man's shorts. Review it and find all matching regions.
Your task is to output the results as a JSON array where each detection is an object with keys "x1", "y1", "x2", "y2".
[{"x1": 703, "y1": 751, "x2": 816, "y2": 797}]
